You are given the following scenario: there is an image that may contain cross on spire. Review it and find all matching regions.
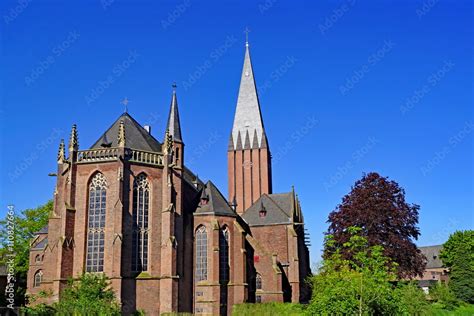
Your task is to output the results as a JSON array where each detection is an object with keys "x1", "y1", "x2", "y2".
[
  {"x1": 121, "y1": 97, "x2": 130, "y2": 113},
  {"x1": 244, "y1": 26, "x2": 251, "y2": 47}
]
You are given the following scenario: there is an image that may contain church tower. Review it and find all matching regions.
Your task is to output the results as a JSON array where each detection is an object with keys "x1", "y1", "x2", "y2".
[{"x1": 228, "y1": 41, "x2": 272, "y2": 214}]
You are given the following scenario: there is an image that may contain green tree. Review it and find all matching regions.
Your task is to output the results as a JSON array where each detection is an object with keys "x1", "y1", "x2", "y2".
[
  {"x1": 307, "y1": 227, "x2": 400, "y2": 315},
  {"x1": 0, "y1": 201, "x2": 51, "y2": 306},
  {"x1": 440, "y1": 230, "x2": 474, "y2": 303},
  {"x1": 53, "y1": 273, "x2": 121, "y2": 315},
  {"x1": 23, "y1": 273, "x2": 121, "y2": 315}
]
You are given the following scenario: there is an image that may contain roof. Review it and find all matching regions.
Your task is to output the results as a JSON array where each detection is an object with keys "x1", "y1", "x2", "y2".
[
  {"x1": 420, "y1": 245, "x2": 443, "y2": 269},
  {"x1": 230, "y1": 43, "x2": 267, "y2": 150},
  {"x1": 418, "y1": 279, "x2": 438, "y2": 288},
  {"x1": 194, "y1": 181, "x2": 236, "y2": 217},
  {"x1": 166, "y1": 89, "x2": 182, "y2": 142},
  {"x1": 242, "y1": 192, "x2": 294, "y2": 226},
  {"x1": 31, "y1": 237, "x2": 48, "y2": 250},
  {"x1": 91, "y1": 112, "x2": 162, "y2": 152},
  {"x1": 35, "y1": 225, "x2": 48, "y2": 234}
]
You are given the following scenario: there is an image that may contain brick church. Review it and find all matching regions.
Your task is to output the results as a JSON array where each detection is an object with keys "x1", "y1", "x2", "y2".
[{"x1": 27, "y1": 41, "x2": 311, "y2": 315}]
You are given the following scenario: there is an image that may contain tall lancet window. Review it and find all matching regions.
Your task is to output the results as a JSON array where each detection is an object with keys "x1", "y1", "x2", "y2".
[
  {"x1": 219, "y1": 226, "x2": 230, "y2": 315},
  {"x1": 86, "y1": 173, "x2": 107, "y2": 272},
  {"x1": 219, "y1": 227, "x2": 230, "y2": 283},
  {"x1": 132, "y1": 174, "x2": 150, "y2": 272},
  {"x1": 195, "y1": 226, "x2": 208, "y2": 281}
]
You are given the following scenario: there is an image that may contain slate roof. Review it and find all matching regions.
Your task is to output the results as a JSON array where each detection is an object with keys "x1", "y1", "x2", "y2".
[
  {"x1": 166, "y1": 90, "x2": 182, "y2": 142},
  {"x1": 195, "y1": 181, "x2": 236, "y2": 217},
  {"x1": 242, "y1": 192, "x2": 294, "y2": 226},
  {"x1": 31, "y1": 237, "x2": 48, "y2": 250},
  {"x1": 35, "y1": 225, "x2": 48, "y2": 234},
  {"x1": 91, "y1": 113, "x2": 162, "y2": 152},
  {"x1": 420, "y1": 245, "x2": 443, "y2": 269},
  {"x1": 230, "y1": 43, "x2": 267, "y2": 150}
]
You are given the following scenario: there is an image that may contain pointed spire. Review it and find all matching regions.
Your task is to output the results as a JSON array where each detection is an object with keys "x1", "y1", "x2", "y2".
[
  {"x1": 118, "y1": 120, "x2": 126, "y2": 147},
  {"x1": 252, "y1": 129, "x2": 259, "y2": 149},
  {"x1": 166, "y1": 83, "x2": 183, "y2": 143},
  {"x1": 200, "y1": 186, "x2": 209, "y2": 204},
  {"x1": 243, "y1": 130, "x2": 251, "y2": 150},
  {"x1": 230, "y1": 41, "x2": 266, "y2": 150},
  {"x1": 57, "y1": 139, "x2": 65, "y2": 163},
  {"x1": 68, "y1": 124, "x2": 78, "y2": 151},
  {"x1": 235, "y1": 131, "x2": 243, "y2": 150}
]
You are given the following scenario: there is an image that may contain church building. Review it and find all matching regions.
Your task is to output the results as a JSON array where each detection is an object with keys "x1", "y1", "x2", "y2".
[{"x1": 27, "y1": 41, "x2": 311, "y2": 315}]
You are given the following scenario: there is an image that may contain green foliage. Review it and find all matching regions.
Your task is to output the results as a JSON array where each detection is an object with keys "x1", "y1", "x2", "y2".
[
  {"x1": 394, "y1": 282, "x2": 429, "y2": 315},
  {"x1": 21, "y1": 303, "x2": 56, "y2": 316},
  {"x1": 232, "y1": 302, "x2": 304, "y2": 315},
  {"x1": 308, "y1": 227, "x2": 431, "y2": 315},
  {"x1": 429, "y1": 282, "x2": 460, "y2": 310},
  {"x1": 308, "y1": 227, "x2": 402, "y2": 315},
  {"x1": 53, "y1": 273, "x2": 121, "y2": 315},
  {"x1": 440, "y1": 230, "x2": 474, "y2": 303},
  {"x1": 425, "y1": 304, "x2": 474, "y2": 316},
  {"x1": 0, "y1": 201, "x2": 51, "y2": 305}
]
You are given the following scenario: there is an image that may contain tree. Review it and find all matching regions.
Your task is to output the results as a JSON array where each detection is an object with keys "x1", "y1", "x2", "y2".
[
  {"x1": 0, "y1": 201, "x2": 51, "y2": 306},
  {"x1": 24, "y1": 273, "x2": 121, "y2": 315},
  {"x1": 308, "y1": 227, "x2": 428, "y2": 316},
  {"x1": 53, "y1": 273, "x2": 121, "y2": 315},
  {"x1": 440, "y1": 230, "x2": 474, "y2": 303},
  {"x1": 308, "y1": 227, "x2": 399, "y2": 315},
  {"x1": 326, "y1": 172, "x2": 425, "y2": 278}
]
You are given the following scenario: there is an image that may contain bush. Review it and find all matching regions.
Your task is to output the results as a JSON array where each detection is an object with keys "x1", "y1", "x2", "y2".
[
  {"x1": 395, "y1": 282, "x2": 429, "y2": 315},
  {"x1": 429, "y1": 282, "x2": 460, "y2": 310},
  {"x1": 232, "y1": 302, "x2": 304, "y2": 316}
]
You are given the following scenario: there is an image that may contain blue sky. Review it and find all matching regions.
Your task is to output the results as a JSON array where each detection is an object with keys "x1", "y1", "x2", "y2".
[{"x1": 0, "y1": 0, "x2": 472, "y2": 264}]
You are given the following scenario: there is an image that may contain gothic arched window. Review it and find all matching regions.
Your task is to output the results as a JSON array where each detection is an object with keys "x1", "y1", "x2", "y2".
[
  {"x1": 256, "y1": 273, "x2": 262, "y2": 290},
  {"x1": 195, "y1": 226, "x2": 208, "y2": 281},
  {"x1": 86, "y1": 173, "x2": 107, "y2": 272},
  {"x1": 132, "y1": 174, "x2": 150, "y2": 272},
  {"x1": 34, "y1": 270, "x2": 43, "y2": 287},
  {"x1": 219, "y1": 226, "x2": 230, "y2": 283}
]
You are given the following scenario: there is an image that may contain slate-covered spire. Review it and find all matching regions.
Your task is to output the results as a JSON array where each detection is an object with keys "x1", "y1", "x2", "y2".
[
  {"x1": 230, "y1": 41, "x2": 266, "y2": 150},
  {"x1": 166, "y1": 84, "x2": 182, "y2": 143}
]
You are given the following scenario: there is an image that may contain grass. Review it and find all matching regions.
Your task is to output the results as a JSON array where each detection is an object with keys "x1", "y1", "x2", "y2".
[
  {"x1": 232, "y1": 302, "x2": 305, "y2": 316},
  {"x1": 425, "y1": 304, "x2": 474, "y2": 316}
]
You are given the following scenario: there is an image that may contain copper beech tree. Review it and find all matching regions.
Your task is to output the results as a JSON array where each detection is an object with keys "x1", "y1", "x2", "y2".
[{"x1": 325, "y1": 172, "x2": 426, "y2": 278}]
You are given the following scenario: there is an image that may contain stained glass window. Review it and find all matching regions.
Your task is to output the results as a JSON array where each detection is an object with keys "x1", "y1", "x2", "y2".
[
  {"x1": 86, "y1": 173, "x2": 107, "y2": 272},
  {"x1": 132, "y1": 174, "x2": 150, "y2": 272},
  {"x1": 195, "y1": 226, "x2": 208, "y2": 281}
]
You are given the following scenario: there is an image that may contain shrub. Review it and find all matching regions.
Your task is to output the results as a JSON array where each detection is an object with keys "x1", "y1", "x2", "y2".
[
  {"x1": 232, "y1": 302, "x2": 304, "y2": 316},
  {"x1": 429, "y1": 282, "x2": 460, "y2": 310},
  {"x1": 395, "y1": 282, "x2": 429, "y2": 315}
]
